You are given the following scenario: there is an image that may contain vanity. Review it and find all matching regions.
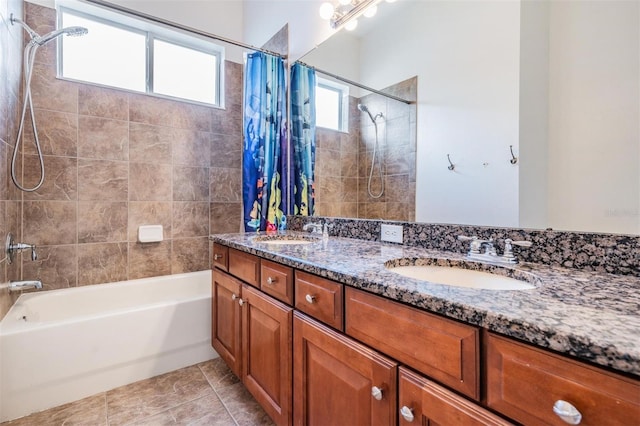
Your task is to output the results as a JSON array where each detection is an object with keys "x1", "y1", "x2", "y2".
[{"x1": 209, "y1": 231, "x2": 640, "y2": 426}]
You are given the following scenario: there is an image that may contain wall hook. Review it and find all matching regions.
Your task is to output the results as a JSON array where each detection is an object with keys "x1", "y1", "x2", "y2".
[
  {"x1": 509, "y1": 145, "x2": 518, "y2": 164},
  {"x1": 447, "y1": 154, "x2": 455, "y2": 171}
]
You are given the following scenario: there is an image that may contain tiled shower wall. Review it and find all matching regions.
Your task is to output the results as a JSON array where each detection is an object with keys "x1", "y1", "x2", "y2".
[
  {"x1": 0, "y1": 0, "x2": 23, "y2": 317},
  {"x1": 314, "y1": 77, "x2": 416, "y2": 221},
  {"x1": 2, "y1": 2, "x2": 243, "y2": 305}
]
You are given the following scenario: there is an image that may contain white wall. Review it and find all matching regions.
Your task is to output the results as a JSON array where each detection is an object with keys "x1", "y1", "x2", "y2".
[
  {"x1": 358, "y1": 1, "x2": 521, "y2": 227},
  {"x1": 547, "y1": 1, "x2": 639, "y2": 234}
]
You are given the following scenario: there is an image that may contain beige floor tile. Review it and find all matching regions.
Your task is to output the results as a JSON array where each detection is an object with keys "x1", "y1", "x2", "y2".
[
  {"x1": 198, "y1": 357, "x2": 240, "y2": 391},
  {"x1": 2, "y1": 394, "x2": 107, "y2": 426},
  {"x1": 216, "y1": 383, "x2": 274, "y2": 426},
  {"x1": 106, "y1": 365, "x2": 213, "y2": 426}
]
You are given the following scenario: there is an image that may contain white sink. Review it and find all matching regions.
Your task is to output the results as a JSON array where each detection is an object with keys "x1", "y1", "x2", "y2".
[
  {"x1": 252, "y1": 235, "x2": 319, "y2": 245},
  {"x1": 387, "y1": 265, "x2": 535, "y2": 290}
]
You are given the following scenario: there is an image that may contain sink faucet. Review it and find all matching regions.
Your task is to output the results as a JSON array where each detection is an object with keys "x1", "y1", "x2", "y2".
[
  {"x1": 303, "y1": 222, "x2": 323, "y2": 234},
  {"x1": 9, "y1": 280, "x2": 42, "y2": 292},
  {"x1": 458, "y1": 235, "x2": 532, "y2": 264}
]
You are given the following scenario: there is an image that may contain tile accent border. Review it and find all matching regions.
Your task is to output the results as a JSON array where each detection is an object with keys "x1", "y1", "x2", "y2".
[{"x1": 287, "y1": 216, "x2": 639, "y2": 277}]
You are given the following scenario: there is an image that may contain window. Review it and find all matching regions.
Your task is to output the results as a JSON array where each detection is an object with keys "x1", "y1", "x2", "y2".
[
  {"x1": 57, "y1": 4, "x2": 223, "y2": 107},
  {"x1": 316, "y1": 77, "x2": 349, "y2": 132}
]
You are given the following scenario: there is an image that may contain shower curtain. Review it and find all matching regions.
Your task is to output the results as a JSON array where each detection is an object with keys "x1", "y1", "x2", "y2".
[
  {"x1": 242, "y1": 52, "x2": 287, "y2": 232},
  {"x1": 290, "y1": 62, "x2": 316, "y2": 216}
]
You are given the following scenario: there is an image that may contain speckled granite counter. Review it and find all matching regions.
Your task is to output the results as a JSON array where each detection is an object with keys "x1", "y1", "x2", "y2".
[{"x1": 210, "y1": 232, "x2": 640, "y2": 377}]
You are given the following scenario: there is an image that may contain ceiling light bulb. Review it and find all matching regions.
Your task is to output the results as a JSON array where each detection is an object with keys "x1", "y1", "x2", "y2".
[
  {"x1": 385, "y1": 0, "x2": 397, "y2": 3},
  {"x1": 364, "y1": 5, "x2": 377, "y2": 17},
  {"x1": 319, "y1": 2, "x2": 335, "y2": 20},
  {"x1": 338, "y1": 0, "x2": 352, "y2": 5},
  {"x1": 345, "y1": 19, "x2": 358, "y2": 31}
]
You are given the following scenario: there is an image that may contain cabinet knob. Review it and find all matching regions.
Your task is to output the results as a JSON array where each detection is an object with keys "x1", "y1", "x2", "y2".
[
  {"x1": 305, "y1": 294, "x2": 316, "y2": 304},
  {"x1": 214, "y1": 254, "x2": 223, "y2": 260},
  {"x1": 553, "y1": 400, "x2": 582, "y2": 425},
  {"x1": 400, "y1": 406, "x2": 415, "y2": 422},
  {"x1": 266, "y1": 276, "x2": 277, "y2": 284},
  {"x1": 238, "y1": 298, "x2": 245, "y2": 307},
  {"x1": 231, "y1": 294, "x2": 237, "y2": 301},
  {"x1": 371, "y1": 386, "x2": 383, "y2": 401}
]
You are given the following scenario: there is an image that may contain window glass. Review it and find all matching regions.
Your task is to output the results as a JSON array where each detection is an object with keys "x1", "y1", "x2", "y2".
[
  {"x1": 316, "y1": 78, "x2": 349, "y2": 132},
  {"x1": 153, "y1": 39, "x2": 217, "y2": 105}
]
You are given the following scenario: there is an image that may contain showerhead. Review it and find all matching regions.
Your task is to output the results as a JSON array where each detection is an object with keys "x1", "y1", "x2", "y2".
[
  {"x1": 357, "y1": 103, "x2": 383, "y2": 124},
  {"x1": 10, "y1": 13, "x2": 87, "y2": 46}
]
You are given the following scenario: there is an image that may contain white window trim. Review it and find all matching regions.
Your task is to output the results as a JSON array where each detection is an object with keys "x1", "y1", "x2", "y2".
[
  {"x1": 56, "y1": 0, "x2": 225, "y2": 108},
  {"x1": 317, "y1": 76, "x2": 349, "y2": 133}
]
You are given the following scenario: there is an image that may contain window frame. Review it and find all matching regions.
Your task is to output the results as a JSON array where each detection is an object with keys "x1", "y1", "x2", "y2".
[
  {"x1": 56, "y1": 3, "x2": 224, "y2": 108},
  {"x1": 316, "y1": 77, "x2": 350, "y2": 133}
]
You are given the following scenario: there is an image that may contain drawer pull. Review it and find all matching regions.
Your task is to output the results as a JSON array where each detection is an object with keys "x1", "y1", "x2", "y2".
[
  {"x1": 214, "y1": 254, "x2": 224, "y2": 260},
  {"x1": 553, "y1": 400, "x2": 582, "y2": 425},
  {"x1": 400, "y1": 406, "x2": 415, "y2": 422},
  {"x1": 231, "y1": 294, "x2": 238, "y2": 301},
  {"x1": 266, "y1": 276, "x2": 277, "y2": 284},
  {"x1": 238, "y1": 298, "x2": 245, "y2": 307},
  {"x1": 305, "y1": 294, "x2": 317, "y2": 304},
  {"x1": 371, "y1": 386, "x2": 383, "y2": 401}
]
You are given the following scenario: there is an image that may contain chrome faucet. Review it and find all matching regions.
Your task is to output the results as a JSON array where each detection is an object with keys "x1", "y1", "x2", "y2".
[
  {"x1": 458, "y1": 235, "x2": 532, "y2": 264},
  {"x1": 9, "y1": 280, "x2": 42, "y2": 292},
  {"x1": 303, "y1": 222, "x2": 323, "y2": 234},
  {"x1": 5, "y1": 233, "x2": 37, "y2": 264}
]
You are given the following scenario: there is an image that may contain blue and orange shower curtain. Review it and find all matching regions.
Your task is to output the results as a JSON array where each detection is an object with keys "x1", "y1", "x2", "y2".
[
  {"x1": 242, "y1": 52, "x2": 287, "y2": 232},
  {"x1": 290, "y1": 62, "x2": 316, "y2": 217}
]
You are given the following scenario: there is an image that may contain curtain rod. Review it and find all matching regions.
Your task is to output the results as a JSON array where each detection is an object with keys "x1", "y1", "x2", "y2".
[
  {"x1": 83, "y1": 0, "x2": 286, "y2": 58},
  {"x1": 296, "y1": 61, "x2": 413, "y2": 105}
]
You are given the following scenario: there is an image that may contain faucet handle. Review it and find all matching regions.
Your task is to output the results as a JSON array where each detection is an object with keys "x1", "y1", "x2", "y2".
[
  {"x1": 502, "y1": 239, "x2": 532, "y2": 263},
  {"x1": 509, "y1": 239, "x2": 532, "y2": 248}
]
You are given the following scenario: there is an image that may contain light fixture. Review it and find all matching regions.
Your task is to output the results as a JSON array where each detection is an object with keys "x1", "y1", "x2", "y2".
[{"x1": 319, "y1": 0, "x2": 385, "y2": 30}]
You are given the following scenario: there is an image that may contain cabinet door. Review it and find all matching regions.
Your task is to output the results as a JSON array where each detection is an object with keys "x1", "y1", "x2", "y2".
[
  {"x1": 398, "y1": 367, "x2": 513, "y2": 426},
  {"x1": 211, "y1": 269, "x2": 243, "y2": 377},
  {"x1": 294, "y1": 312, "x2": 397, "y2": 426},
  {"x1": 242, "y1": 284, "x2": 293, "y2": 426}
]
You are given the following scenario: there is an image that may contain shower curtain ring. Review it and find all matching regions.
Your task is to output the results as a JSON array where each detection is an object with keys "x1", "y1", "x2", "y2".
[{"x1": 447, "y1": 154, "x2": 455, "y2": 171}]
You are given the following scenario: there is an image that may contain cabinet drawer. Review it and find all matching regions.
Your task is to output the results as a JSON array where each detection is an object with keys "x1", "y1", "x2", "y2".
[
  {"x1": 212, "y1": 244, "x2": 228, "y2": 271},
  {"x1": 399, "y1": 367, "x2": 513, "y2": 426},
  {"x1": 228, "y1": 248, "x2": 260, "y2": 287},
  {"x1": 345, "y1": 287, "x2": 479, "y2": 399},
  {"x1": 295, "y1": 271, "x2": 344, "y2": 331},
  {"x1": 486, "y1": 332, "x2": 640, "y2": 426},
  {"x1": 260, "y1": 259, "x2": 294, "y2": 305}
]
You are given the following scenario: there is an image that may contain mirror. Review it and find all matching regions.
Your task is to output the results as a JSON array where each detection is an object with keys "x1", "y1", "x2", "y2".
[{"x1": 300, "y1": 0, "x2": 639, "y2": 235}]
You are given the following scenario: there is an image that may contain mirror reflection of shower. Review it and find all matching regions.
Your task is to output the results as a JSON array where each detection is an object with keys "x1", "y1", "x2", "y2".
[
  {"x1": 357, "y1": 103, "x2": 384, "y2": 199},
  {"x1": 9, "y1": 14, "x2": 88, "y2": 192}
]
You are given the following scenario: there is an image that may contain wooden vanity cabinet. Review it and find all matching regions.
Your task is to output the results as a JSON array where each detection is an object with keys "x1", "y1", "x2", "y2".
[
  {"x1": 228, "y1": 247, "x2": 261, "y2": 287},
  {"x1": 295, "y1": 271, "x2": 344, "y2": 331},
  {"x1": 485, "y1": 333, "x2": 640, "y2": 426},
  {"x1": 212, "y1": 243, "x2": 228, "y2": 271},
  {"x1": 399, "y1": 367, "x2": 514, "y2": 426},
  {"x1": 212, "y1": 264, "x2": 293, "y2": 426},
  {"x1": 345, "y1": 287, "x2": 480, "y2": 399},
  {"x1": 293, "y1": 312, "x2": 397, "y2": 426},
  {"x1": 261, "y1": 259, "x2": 294, "y2": 305}
]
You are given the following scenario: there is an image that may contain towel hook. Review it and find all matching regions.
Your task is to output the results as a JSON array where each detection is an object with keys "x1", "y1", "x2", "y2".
[
  {"x1": 509, "y1": 145, "x2": 518, "y2": 164},
  {"x1": 447, "y1": 154, "x2": 455, "y2": 171}
]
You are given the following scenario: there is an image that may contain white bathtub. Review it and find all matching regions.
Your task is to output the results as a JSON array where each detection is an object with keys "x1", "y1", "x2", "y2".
[{"x1": 0, "y1": 270, "x2": 218, "y2": 422}]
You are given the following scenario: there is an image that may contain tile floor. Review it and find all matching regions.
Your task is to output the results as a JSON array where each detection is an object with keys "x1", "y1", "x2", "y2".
[{"x1": 1, "y1": 358, "x2": 275, "y2": 426}]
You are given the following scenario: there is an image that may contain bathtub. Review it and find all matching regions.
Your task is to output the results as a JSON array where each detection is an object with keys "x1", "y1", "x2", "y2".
[{"x1": 0, "y1": 270, "x2": 218, "y2": 422}]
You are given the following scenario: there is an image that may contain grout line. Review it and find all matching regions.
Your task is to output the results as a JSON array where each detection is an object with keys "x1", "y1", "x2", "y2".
[{"x1": 198, "y1": 363, "x2": 240, "y2": 426}]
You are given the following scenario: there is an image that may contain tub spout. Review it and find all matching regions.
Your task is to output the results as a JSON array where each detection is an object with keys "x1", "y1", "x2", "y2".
[{"x1": 9, "y1": 280, "x2": 42, "y2": 292}]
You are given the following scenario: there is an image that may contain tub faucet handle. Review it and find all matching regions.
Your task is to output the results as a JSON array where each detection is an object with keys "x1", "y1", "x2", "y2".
[{"x1": 5, "y1": 233, "x2": 37, "y2": 264}]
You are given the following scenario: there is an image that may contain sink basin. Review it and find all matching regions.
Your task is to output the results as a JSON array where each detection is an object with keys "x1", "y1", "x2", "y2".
[
  {"x1": 252, "y1": 235, "x2": 319, "y2": 245},
  {"x1": 387, "y1": 263, "x2": 536, "y2": 290}
]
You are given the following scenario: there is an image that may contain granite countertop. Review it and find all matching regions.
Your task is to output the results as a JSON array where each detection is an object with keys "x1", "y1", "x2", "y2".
[{"x1": 210, "y1": 231, "x2": 640, "y2": 377}]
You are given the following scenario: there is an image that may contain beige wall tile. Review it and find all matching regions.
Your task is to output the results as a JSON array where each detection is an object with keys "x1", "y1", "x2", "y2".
[
  {"x1": 78, "y1": 159, "x2": 128, "y2": 201},
  {"x1": 172, "y1": 129, "x2": 210, "y2": 167},
  {"x1": 78, "y1": 85, "x2": 129, "y2": 121},
  {"x1": 29, "y1": 62, "x2": 78, "y2": 113},
  {"x1": 22, "y1": 109, "x2": 78, "y2": 156},
  {"x1": 211, "y1": 108, "x2": 241, "y2": 136},
  {"x1": 129, "y1": 123, "x2": 173, "y2": 165},
  {"x1": 77, "y1": 242, "x2": 128, "y2": 286},
  {"x1": 23, "y1": 155, "x2": 77, "y2": 201},
  {"x1": 210, "y1": 168, "x2": 241, "y2": 203},
  {"x1": 78, "y1": 116, "x2": 129, "y2": 161},
  {"x1": 210, "y1": 133, "x2": 241, "y2": 168},
  {"x1": 128, "y1": 201, "x2": 172, "y2": 242},
  {"x1": 173, "y1": 166, "x2": 209, "y2": 202},
  {"x1": 23, "y1": 201, "x2": 77, "y2": 246},
  {"x1": 78, "y1": 201, "x2": 128, "y2": 243},
  {"x1": 129, "y1": 93, "x2": 211, "y2": 132},
  {"x1": 22, "y1": 244, "x2": 78, "y2": 290},
  {"x1": 172, "y1": 237, "x2": 209, "y2": 274},
  {"x1": 129, "y1": 162, "x2": 172, "y2": 201},
  {"x1": 210, "y1": 202, "x2": 241, "y2": 234},
  {"x1": 129, "y1": 241, "x2": 171, "y2": 279},
  {"x1": 172, "y1": 202, "x2": 209, "y2": 238}
]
